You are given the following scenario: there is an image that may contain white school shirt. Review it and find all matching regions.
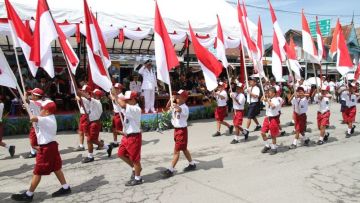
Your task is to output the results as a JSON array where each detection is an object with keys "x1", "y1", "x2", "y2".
[
  {"x1": 129, "y1": 81, "x2": 142, "y2": 93},
  {"x1": 216, "y1": 90, "x2": 228, "y2": 107},
  {"x1": 79, "y1": 98, "x2": 91, "y2": 115},
  {"x1": 29, "y1": 100, "x2": 43, "y2": 116},
  {"x1": 138, "y1": 66, "x2": 157, "y2": 90},
  {"x1": 231, "y1": 92, "x2": 245, "y2": 110},
  {"x1": 171, "y1": 104, "x2": 189, "y2": 128},
  {"x1": 83, "y1": 98, "x2": 103, "y2": 121},
  {"x1": 36, "y1": 115, "x2": 57, "y2": 145},
  {"x1": 276, "y1": 96, "x2": 283, "y2": 113},
  {"x1": 112, "y1": 94, "x2": 124, "y2": 114},
  {"x1": 314, "y1": 93, "x2": 330, "y2": 113},
  {"x1": 246, "y1": 86, "x2": 260, "y2": 103},
  {"x1": 0, "y1": 102, "x2": 4, "y2": 122},
  {"x1": 346, "y1": 94, "x2": 358, "y2": 107},
  {"x1": 328, "y1": 81, "x2": 336, "y2": 92},
  {"x1": 123, "y1": 104, "x2": 141, "y2": 134},
  {"x1": 266, "y1": 97, "x2": 280, "y2": 117},
  {"x1": 291, "y1": 97, "x2": 308, "y2": 114}
]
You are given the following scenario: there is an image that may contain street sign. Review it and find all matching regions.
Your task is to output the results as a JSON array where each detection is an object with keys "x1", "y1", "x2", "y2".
[{"x1": 309, "y1": 19, "x2": 331, "y2": 38}]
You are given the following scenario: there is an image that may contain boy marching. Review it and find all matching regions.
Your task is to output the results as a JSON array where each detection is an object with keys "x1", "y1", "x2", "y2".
[
  {"x1": 243, "y1": 77, "x2": 262, "y2": 138},
  {"x1": 110, "y1": 83, "x2": 125, "y2": 147},
  {"x1": 212, "y1": 82, "x2": 233, "y2": 137},
  {"x1": 314, "y1": 86, "x2": 332, "y2": 144},
  {"x1": 229, "y1": 83, "x2": 246, "y2": 143},
  {"x1": 75, "y1": 85, "x2": 91, "y2": 151},
  {"x1": 344, "y1": 84, "x2": 358, "y2": 138}
]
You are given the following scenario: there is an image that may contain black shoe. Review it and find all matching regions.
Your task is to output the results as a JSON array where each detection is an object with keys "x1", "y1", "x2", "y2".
[
  {"x1": 228, "y1": 126, "x2": 234, "y2": 135},
  {"x1": 111, "y1": 142, "x2": 119, "y2": 148},
  {"x1": 317, "y1": 140, "x2": 324, "y2": 145},
  {"x1": 183, "y1": 164, "x2": 196, "y2": 172},
  {"x1": 288, "y1": 122, "x2": 295, "y2": 126},
  {"x1": 11, "y1": 192, "x2": 33, "y2": 202},
  {"x1": 261, "y1": 146, "x2": 271, "y2": 153},
  {"x1": 289, "y1": 144, "x2": 297, "y2": 149},
  {"x1": 75, "y1": 146, "x2": 85, "y2": 151},
  {"x1": 280, "y1": 131, "x2": 286, "y2": 136},
  {"x1": 243, "y1": 130, "x2": 249, "y2": 140},
  {"x1": 9, "y1": 146, "x2": 15, "y2": 157},
  {"x1": 52, "y1": 187, "x2": 71, "y2": 197},
  {"x1": 351, "y1": 125, "x2": 356, "y2": 134},
  {"x1": 269, "y1": 148, "x2": 277, "y2": 155},
  {"x1": 125, "y1": 178, "x2": 143, "y2": 186},
  {"x1": 81, "y1": 157, "x2": 94, "y2": 163},
  {"x1": 230, "y1": 139, "x2": 240, "y2": 144},
  {"x1": 324, "y1": 132, "x2": 330, "y2": 142},
  {"x1": 212, "y1": 131, "x2": 221, "y2": 137},
  {"x1": 26, "y1": 152, "x2": 36, "y2": 159},
  {"x1": 96, "y1": 140, "x2": 105, "y2": 150},
  {"x1": 107, "y1": 145, "x2": 113, "y2": 157},
  {"x1": 161, "y1": 169, "x2": 174, "y2": 178},
  {"x1": 304, "y1": 138, "x2": 310, "y2": 146},
  {"x1": 254, "y1": 125, "x2": 261, "y2": 131},
  {"x1": 345, "y1": 132, "x2": 351, "y2": 138}
]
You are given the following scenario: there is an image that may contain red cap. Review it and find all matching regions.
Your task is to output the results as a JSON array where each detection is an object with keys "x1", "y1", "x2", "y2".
[
  {"x1": 114, "y1": 83, "x2": 124, "y2": 89},
  {"x1": 93, "y1": 89, "x2": 103, "y2": 97},
  {"x1": 119, "y1": 91, "x2": 138, "y2": 100},
  {"x1": 41, "y1": 101, "x2": 57, "y2": 114},
  {"x1": 81, "y1": 85, "x2": 91, "y2": 92},
  {"x1": 177, "y1": 89, "x2": 189, "y2": 99},
  {"x1": 31, "y1": 88, "x2": 44, "y2": 96}
]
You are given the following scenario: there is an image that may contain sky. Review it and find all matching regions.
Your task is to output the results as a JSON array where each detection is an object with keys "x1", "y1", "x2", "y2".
[{"x1": 226, "y1": 0, "x2": 360, "y2": 44}]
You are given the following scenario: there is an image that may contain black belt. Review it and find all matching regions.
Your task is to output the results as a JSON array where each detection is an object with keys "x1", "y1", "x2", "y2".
[
  {"x1": 39, "y1": 141, "x2": 56, "y2": 147},
  {"x1": 174, "y1": 127, "x2": 187, "y2": 129},
  {"x1": 126, "y1": 133, "x2": 141, "y2": 137},
  {"x1": 235, "y1": 109, "x2": 244, "y2": 112}
]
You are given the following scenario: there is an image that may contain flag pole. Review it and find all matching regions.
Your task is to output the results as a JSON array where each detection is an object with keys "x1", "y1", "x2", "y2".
[
  {"x1": 13, "y1": 47, "x2": 26, "y2": 93},
  {"x1": 312, "y1": 63, "x2": 320, "y2": 94},
  {"x1": 285, "y1": 57, "x2": 297, "y2": 92},
  {"x1": 240, "y1": 43, "x2": 249, "y2": 89}
]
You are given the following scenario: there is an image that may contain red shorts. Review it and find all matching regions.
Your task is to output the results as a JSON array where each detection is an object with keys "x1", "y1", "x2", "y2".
[
  {"x1": 233, "y1": 110, "x2": 244, "y2": 127},
  {"x1": 87, "y1": 121, "x2": 101, "y2": 142},
  {"x1": 215, "y1": 106, "x2": 227, "y2": 121},
  {"x1": 118, "y1": 133, "x2": 142, "y2": 164},
  {"x1": 344, "y1": 106, "x2": 356, "y2": 123},
  {"x1": 174, "y1": 128, "x2": 188, "y2": 151},
  {"x1": 294, "y1": 113, "x2": 307, "y2": 133},
  {"x1": 261, "y1": 116, "x2": 280, "y2": 137},
  {"x1": 78, "y1": 114, "x2": 89, "y2": 134},
  {"x1": 29, "y1": 127, "x2": 38, "y2": 147},
  {"x1": 0, "y1": 122, "x2": 3, "y2": 142},
  {"x1": 317, "y1": 111, "x2": 330, "y2": 128},
  {"x1": 33, "y1": 142, "x2": 62, "y2": 175},
  {"x1": 112, "y1": 113, "x2": 123, "y2": 132}
]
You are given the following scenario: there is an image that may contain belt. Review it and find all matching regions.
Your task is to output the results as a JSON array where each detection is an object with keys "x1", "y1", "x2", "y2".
[
  {"x1": 89, "y1": 120, "x2": 100, "y2": 123},
  {"x1": 218, "y1": 106, "x2": 227, "y2": 108},
  {"x1": 174, "y1": 127, "x2": 187, "y2": 129},
  {"x1": 318, "y1": 111, "x2": 329, "y2": 114},
  {"x1": 234, "y1": 109, "x2": 244, "y2": 112},
  {"x1": 39, "y1": 141, "x2": 56, "y2": 147},
  {"x1": 126, "y1": 133, "x2": 141, "y2": 137},
  {"x1": 295, "y1": 113, "x2": 306, "y2": 116}
]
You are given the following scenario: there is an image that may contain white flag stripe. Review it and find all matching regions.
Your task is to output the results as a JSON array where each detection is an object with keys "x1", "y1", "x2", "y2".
[
  {"x1": 216, "y1": 39, "x2": 228, "y2": 68},
  {"x1": 272, "y1": 50, "x2": 283, "y2": 82},
  {"x1": 199, "y1": 60, "x2": 218, "y2": 91},
  {"x1": 154, "y1": 32, "x2": 170, "y2": 85},
  {"x1": 0, "y1": 48, "x2": 18, "y2": 89}
]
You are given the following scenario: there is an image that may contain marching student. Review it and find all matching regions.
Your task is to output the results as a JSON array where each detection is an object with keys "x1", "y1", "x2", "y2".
[
  {"x1": 161, "y1": 90, "x2": 196, "y2": 178},
  {"x1": 260, "y1": 87, "x2": 281, "y2": 155},
  {"x1": 289, "y1": 87, "x2": 310, "y2": 149},
  {"x1": 230, "y1": 83, "x2": 246, "y2": 143},
  {"x1": 338, "y1": 84, "x2": 349, "y2": 124},
  {"x1": 212, "y1": 82, "x2": 233, "y2": 137},
  {"x1": 11, "y1": 101, "x2": 71, "y2": 202},
  {"x1": 116, "y1": 91, "x2": 143, "y2": 186},
  {"x1": 77, "y1": 89, "x2": 113, "y2": 163},
  {"x1": 344, "y1": 83, "x2": 358, "y2": 138},
  {"x1": 314, "y1": 86, "x2": 332, "y2": 145},
  {"x1": 75, "y1": 85, "x2": 91, "y2": 151},
  {"x1": 276, "y1": 91, "x2": 286, "y2": 136},
  {"x1": 0, "y1": 95, "x2": 15, "y2": 157},
  {"x1": 243, "y1": 77, "x2": 262, "y2": 138},
  {"x1": 110, "y1": 83, "x2": 125, "y2": 147}
]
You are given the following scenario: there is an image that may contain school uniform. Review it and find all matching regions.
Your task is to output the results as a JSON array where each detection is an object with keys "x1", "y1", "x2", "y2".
[
  {"x1": 83, "y1": 98, "x2": 103, "y2": 142},
  {"x1": 261, "y1": 98, "x2": 280, "y2": 137},
  {"x1": 215, "y1": 90, "x2": 228, "y2": 122},
  {"x1": 112, "y1": 100, "x2": 124, "y2": 133},
  {"x1": 232, "y1": 93, "x2": 246, "y2": 127},
  {"x1": 344, "y1": 94, "x2": 357, "y2": 123},
  {"x1": 314, "y1": 93, "x2": 331, "y2": 128},
  {"x1": 276, "y1": 96, "x2": 283, "y2": 125},
  {"x1": 171, "y1": 104, "x2": 189, "y2": 151},
  {"x1": 117, "y1": 104, "x2": 142, "y2": 163},
  {"x1": 291, "y1": 97, "x2": 308, "y2": 133},
  {"x1": 28, "y1": 100, "x2": 44, "y2": 147},
  {"x1": 246, "y1": 86, "x2": 260, "y2": 119},
  {"x1": 78, "y1": 98, "x2": 90, "y2": 134}
]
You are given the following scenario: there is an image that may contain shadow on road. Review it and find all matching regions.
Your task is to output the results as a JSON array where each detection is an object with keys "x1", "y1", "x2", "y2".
[
  {"x1": 142, "y1": 139, "x2": 160, "y2": 146},
  {"x1": 0, "y1": 163, "x2": 33, "y2": 177},
  {"x1": 70, "y1": 175, "x2": 109, "y2": 194}
]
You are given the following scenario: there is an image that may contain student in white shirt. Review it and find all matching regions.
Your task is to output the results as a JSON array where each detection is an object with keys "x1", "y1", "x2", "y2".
[
  {"x1": 212, "y1": 82, "x2": 233, "y2": 137},
  {"x1": 11, "y1": 101, "x2": 71, "y2": 201},
  {"x1": 314, "y1": 86, "x2": 332, "y2": 145},
  {"x1": 138, "y1": 59, "x2": 158, "y2": 113},
  {"x1": 110, "y1": 83, "x2": 125, "y2": 147},
  {"x1": 161, "y1": 90, "x2": 196, "y2": 178},
  {"x1": 260, "y1": 87, "x2": 281, "y2": 155},
  {"x1": 0, "y1": 96, "x2": 15, "y2": 157},
  {"x1": 344, "y1": 84, "x2": 359, "y2": 138},
  {"x1": 116, "y1": 91, "x2": 143, "y2": 186},
  {"x1": 230, "y1": 83, "x2": 246, "y2": 143},
  {"x1": 243, "y1": 77, "x2": 262, "y2": 137},
  {"x1": 75, "y1": 85, "x2": 91, "y2": 152}
]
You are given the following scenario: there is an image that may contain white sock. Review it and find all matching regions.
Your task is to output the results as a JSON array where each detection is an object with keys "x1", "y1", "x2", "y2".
[
  {"x1": 234, "y1": 135, "x2": 239, "y2": 140},
  {"x1": 189, "y1": 161, "x2": 196, "y2": 165},
  {"x1": 264, "y1": 140, "x2": 270, "y2": 148},
  {"x1": 88, "y1": 153, "x2": 93, "y2": 158},
  {"x1": 134, "y1": 176, "x2": 141, "y2": 180},
  {"x1": 114, "y1": 141, "x2": 119, "y2": 144},
  {"x1": 26, "y1": 191, "x2": 33, "y2": 196},
  {"x1": 30, "y1": 148, "x2": 36, "y2": 155},
  {"x1": 104, "y1": 145, "x2": 109, "y2": 150},
  {"x1": 244, "y1": 129, "x2": 249, "y2": 133},
  {"x1": 319, "y1": 136, "x2": 324, "y2": 141},
  {"x1": 293, "y1": 139, "x2": 298, "y2": 145},
  {"x1": 271, "y1": 144, "x2": 277, "y2": 149},
  {"x1": 62, "y1": 184, "x2": 70, "y2": 189},
  {"x1": 257, "y1": 124, "x2": 261, "y2": 127},
  {"x1": 168, "y1": 167, "x2": 175, "y2": 172},
  {"x1": 348, "y1": 128, "x2": 352, "y2": 134},
  {"x1": 79, "y1": 144, "x2": 84, "y2": 148}
]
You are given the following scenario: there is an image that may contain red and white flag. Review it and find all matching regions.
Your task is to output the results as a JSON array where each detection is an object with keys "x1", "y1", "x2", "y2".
[
  {"x1": 29, "y1": 0, "x2": 58, "y2": 78},
  {"x1": 336, "y1": 22, "x2": 353, "y2": 76},
  {"x1": 354, "y1": 62, "x2": 360, "y2": 81},
  {"x1": 329, "y1": 19, "x2": 341, "y2": 59},
  {"x1": 302, "y1": 10, "x2": 319, "y2": 64},
  {"x1": 154, "y1": 2, "x2": 179, "y2": 85},
  {"x1": 0, "y1": 47, "x2": 18, "y2": 89},
  {"x1": 316, "y1": 16, "x2": 326, "y2": 61},
  {"x1": 287, "y1": 36, "x2": 302, "y2": 80},
  {"x1": 268, "y1": 0, "x2": 287, "y2": 60},
  {"x1": 5, "y1": 0, "x2": 38, "y2": 77},
  {"x1": 216, "y1": 15, "x2": 228, "y2": 68},
  {"x1": 257, "y1": 16, "x2": 264, "y2": 59},
  {"x1": 189, "y1": 23, "x2": 222, "y2": 91},
  {"x1": 237, "y1": 0, "x2": 257, "y2": 59},
  {"x1": 84, "y1": 0, "x2": 112, "y2": 92}
]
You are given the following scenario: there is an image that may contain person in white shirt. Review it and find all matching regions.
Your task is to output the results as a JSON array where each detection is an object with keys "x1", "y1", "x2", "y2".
[
  {"x1": 129, "y1": 75, "x2": 142, "y2": 94},
  {"x1": 289, "y1": 87, "x2": 310, "y2": 149},
  {"x1": 0, "y1": 96, "x2": 15, "y2": 157},
  {"x1": 314, "y1": 86, "x2": 332, "y2": 145},
  {"x1": 243, "y1": 77, "x2": 262, "y2": 138},
  {"x1": 212, "y1": 82, "x2": 233, "y2": 137},
  {"x1": 138, "y1": 59, "x2": 158, "y2": 113},
  {"x1": 77, "y1": 89, "x2": 113, "y2": 164},
  {"x1": 161, "y1": 90, "x2": 196, "y2": 178},
  {"x1": 75, "y1": 85, "x2": 91, "y2": 152},
  {"x1": 110, "y1": 83, "x2": 125, "y2": 147},
  {"x1": 344, "y1": 84, "x2": 359, "y2": 138},
  {"x1": 11, "y1": 101, "x2": 71, "y2": 201},
  {"x1": 338, "y1": 85, "x2": 349, "y2": 124},
  {"x1": 116, "y1": 91, "x2": 143, "y2": 186},
  {"x1": 230, "y1": 83, "x2": 246, "y2": 144},
  {"x1": 260, "y1": 87, "x2": 281, "y2": 155},
  {"x1": 328, "y1": 79, "x2": 336, "y2": 100}
]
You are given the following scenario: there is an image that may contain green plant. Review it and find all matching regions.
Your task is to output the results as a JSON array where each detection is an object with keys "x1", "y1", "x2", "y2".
[{"x1": 2, "y1": 114, "x2": 16, "y2": 136}]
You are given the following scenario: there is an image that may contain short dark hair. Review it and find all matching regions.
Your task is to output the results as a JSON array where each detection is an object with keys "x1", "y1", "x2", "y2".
[{"x1": 269, "y1": 87, "x2": 276, "y2": 93}]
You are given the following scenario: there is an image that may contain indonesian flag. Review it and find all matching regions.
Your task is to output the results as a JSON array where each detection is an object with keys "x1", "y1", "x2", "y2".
[
  {"x1": 154, "y1": 2, "x2": 179, "y2": 85},
  {"x1": 216, "y1": 15, "x2": 228, "y2": 68},
  {"x1": 257, "y1": 16, "x2": 264, "y2": 58},
  {"x1": 30, "y1": 0, "x2": 58, "y2": 78},
  {"x1": 354, "y1": 62, "x2": 360, "y2": 81},
  {"x1": 237, "y1": 0, "x2": 257, "y2": 59},
  {"x1": 316, "y1": 16, "x2": 326, "y2": 61},
  {"x1": 84, "y1": 0, "x2": 112, "y2": 92},
  {"x1": 329, "y1": 19, "x2": 341, "y2": 59},
  {"x1": 5, "y1": 0, "x2": 38, "y2": 77},
  {"x1": 0, "y1": 47, "x2": 18, "y2": 89},
  {"x1": 268, "y1": 0, "x2": 287, "y2": 61},
  {"x1": 271, "y1": 31, "x2": 283, "y2": 82},
  {"x1": 287, "y1": 36, "x2": 302, "y2": 80},
  {"x1": 189, "y1": 23, "x2": 222, "y2": 91},
  {"x1": 336, "y1": 23, "x2": 353, "y2": 76},
  {"x1": 302, "y1": 10, "x2": 319, "y2": 64}
]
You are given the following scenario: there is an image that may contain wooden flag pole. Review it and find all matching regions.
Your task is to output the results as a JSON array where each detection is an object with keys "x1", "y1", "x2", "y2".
[
  {"x1": 285, "y1": 56, "x2": 297, "y2": 92},
  {"x1": 13, "y1": 47, "x2": 26, "y2": 93},
  {"x1": 240, "y1": 43, "x2": 249, "y2": 89}
]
